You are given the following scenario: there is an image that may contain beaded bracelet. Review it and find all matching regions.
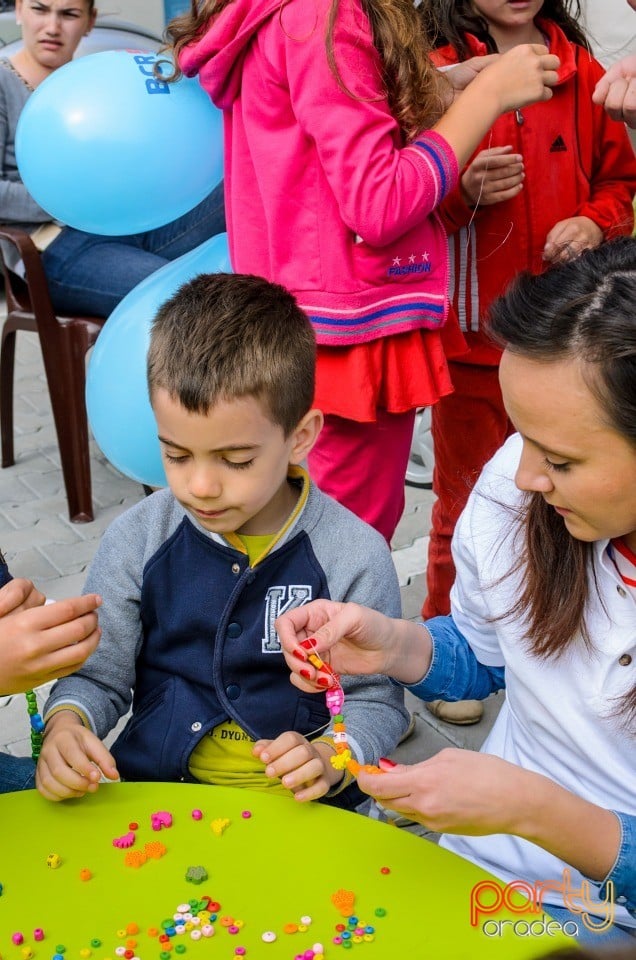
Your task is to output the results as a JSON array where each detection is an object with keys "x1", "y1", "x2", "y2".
[{"x1": 305, "y1": 649, "x2": 383, "y2": 777}]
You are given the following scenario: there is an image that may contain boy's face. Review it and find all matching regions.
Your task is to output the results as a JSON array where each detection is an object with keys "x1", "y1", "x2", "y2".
[{"x1": 152, "y1": 388, "x2": 320, "y2": 536}]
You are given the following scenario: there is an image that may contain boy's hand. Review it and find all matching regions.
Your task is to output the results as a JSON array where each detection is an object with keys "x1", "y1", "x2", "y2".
[
  {"x1": 0, "y1": 592, "x2": 102, "y2": 695},
  {"x1": 461, "y1": 146, "x2": 524, "y2": 206},
  {"x1": 36, "y1": 710, "x2": 118, "y2": 801},
  {"x1": 543, "y1": 216, "x2": 603, "y2": 264},
  {"x1": 253, "y1": 731, "x2": 343, "y2": 802}
]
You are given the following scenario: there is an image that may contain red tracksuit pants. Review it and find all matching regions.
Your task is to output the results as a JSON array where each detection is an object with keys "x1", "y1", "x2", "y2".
[
  {"x1": 423, "y1": 361, "x2": 515, "y2": 619},
  {"x1": 308, "y1": 408, "x2": 416, "y2": 545}
]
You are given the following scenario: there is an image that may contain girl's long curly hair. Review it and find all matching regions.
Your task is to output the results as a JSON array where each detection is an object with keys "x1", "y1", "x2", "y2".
[
  {"x1": 422, "y1": 0, "x2": 590, "y2": 58},
  {"x1": 165, "y1": 0, "x2": 446, "y2": 142}
]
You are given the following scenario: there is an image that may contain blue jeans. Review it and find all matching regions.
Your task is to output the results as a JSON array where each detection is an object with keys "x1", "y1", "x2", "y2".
[
  {"x1": 42, "y1": 179, "x2": 226, "y2": 317},
  {"x1": 543, "y1": 903, "x2": 636, "y2": 948},
  {"x1": 0, "y1": 752, "x2": 36, "y2": 793}
]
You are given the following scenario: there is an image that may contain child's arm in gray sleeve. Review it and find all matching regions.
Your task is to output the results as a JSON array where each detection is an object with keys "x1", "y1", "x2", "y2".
[{"x1": 43, "y1": 508, "x2": 148, "y2": 737}]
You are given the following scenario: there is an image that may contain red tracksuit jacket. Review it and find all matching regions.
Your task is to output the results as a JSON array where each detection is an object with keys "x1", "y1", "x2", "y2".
[{"x1": 433, "y1": 19, "x2": 636, "y2": 365}]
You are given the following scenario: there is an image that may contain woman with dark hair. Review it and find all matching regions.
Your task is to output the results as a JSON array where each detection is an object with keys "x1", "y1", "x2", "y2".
[
  {"x1": 276, "y1": 238, "x2": 636, "y2": 945},
  {"x1": 419, "y1": 0, "x2": 636, "y2": 634}
]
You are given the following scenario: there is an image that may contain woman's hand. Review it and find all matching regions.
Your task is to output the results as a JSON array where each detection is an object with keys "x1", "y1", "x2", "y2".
[
  {"x1": 359, "y1": 749, "x2": 529, "y2": 835},
  {"x1": 359, "y1": 750, "x2": 621, "y2": 881},
  {"x1": 276, "y1": 600, "x2": 432, "y2": 690},
  {"x1": 0, "y1": 589, "x2": 102, "y2": 695},
  {"x1": 253, "y1": 731, "x2": 343, "y2": 802}
]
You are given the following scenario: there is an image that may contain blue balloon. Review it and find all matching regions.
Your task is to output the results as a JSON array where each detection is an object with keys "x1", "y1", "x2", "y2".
[
  {"x1": 16, "y1": 50, "x2": 223, "y2": 235},
  {"x1": 86, "y1": 233, "x2": 232, "y2": 486}
]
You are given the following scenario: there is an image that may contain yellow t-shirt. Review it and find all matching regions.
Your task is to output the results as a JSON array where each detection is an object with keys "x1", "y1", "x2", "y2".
[{"x1": 187, "y1": 531, "x2": 290, "y2": 794}]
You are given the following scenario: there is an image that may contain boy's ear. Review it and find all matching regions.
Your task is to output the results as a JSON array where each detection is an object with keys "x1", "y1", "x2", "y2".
[{"x1": 289, "y1": 409, "x2": 323, "y2": 463}]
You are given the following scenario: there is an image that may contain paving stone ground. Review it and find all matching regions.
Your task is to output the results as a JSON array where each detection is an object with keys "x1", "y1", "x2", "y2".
[{"x1": 0, "y1": 319, "x2": 502, "y2": 835}]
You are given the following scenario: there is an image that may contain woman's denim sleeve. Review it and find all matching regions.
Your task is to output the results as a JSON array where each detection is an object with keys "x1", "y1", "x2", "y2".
[
  {"x1": 403, "y1": 616, "x2": 506, "y2": 702},
  {"x1": 590, "y1": 812, "x2": 636, "y2": 920}
]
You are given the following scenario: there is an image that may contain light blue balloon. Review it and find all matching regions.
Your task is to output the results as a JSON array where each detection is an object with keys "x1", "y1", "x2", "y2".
[
  {"x1": 86, "y1": 233, "x2": 232, "y2": 486},
  {"x1": 16, "y1": 50, "x2": 223, "y2": 235}
]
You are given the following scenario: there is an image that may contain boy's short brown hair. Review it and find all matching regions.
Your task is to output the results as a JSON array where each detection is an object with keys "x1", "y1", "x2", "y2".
[{"x1": 147, "y1": 273, "x2": 316, "y2": 436}]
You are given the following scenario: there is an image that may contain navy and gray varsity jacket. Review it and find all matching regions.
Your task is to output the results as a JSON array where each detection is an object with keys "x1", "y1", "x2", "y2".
[{"x1": 44, "y1": 471, "x2": 408, "y2": 805}]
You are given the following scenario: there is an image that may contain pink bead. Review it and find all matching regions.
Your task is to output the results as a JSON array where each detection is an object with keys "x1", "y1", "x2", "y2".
[
  {"x1": 235, "y1": 949, "x2": 247, "y2": 956},
  {"x1": 33, "y1": 930, "x2": 45, "y2": 942},
  {"x1": 12, "y1": 933, "x2": 24, "y2": 946},
  {"x1": 191, "y1": 809, "x2": 203, "y2": 820},
  {"x1": 150, "y1": 810, "x2": 172, "y2": 830},
  {"x1": 241, "y1": 810, "x2": 251, "y2": 819}
]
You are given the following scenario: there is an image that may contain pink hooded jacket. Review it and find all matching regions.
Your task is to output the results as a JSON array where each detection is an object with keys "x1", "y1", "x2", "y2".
[{"x1": 179, "y1": 0, "x2": 459, "y2": 346}]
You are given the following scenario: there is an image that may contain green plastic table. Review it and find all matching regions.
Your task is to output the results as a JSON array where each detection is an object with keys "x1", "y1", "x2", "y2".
[{"x1": 0, "y1": 782, "x2": 569, "y2": 958}]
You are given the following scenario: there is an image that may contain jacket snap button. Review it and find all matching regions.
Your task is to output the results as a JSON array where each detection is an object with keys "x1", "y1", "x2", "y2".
[
  {"x1": 226, "y1": 684, "x2": 240, "y2": 701},
  {"x1": 191, "y1": 721, "x2": 202, "y2": 732},
  {"x1": 227, "y1": 621, "x2": 242, "y2": 638},
  {"x1": 618, "y1": 654, "x2": 632, "y2": 666},
  {"x1": 616, "y1": 585, "x2": 627, "y2": 598},
  {"x1": 231, "y1": 563, "x2": 240, "y2": 575}
]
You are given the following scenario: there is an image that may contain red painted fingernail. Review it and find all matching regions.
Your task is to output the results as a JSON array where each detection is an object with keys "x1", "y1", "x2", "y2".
[
  {"x1": 316, "y1": 676, "x2": 330, "y2": 688},
  {"x1": 300, "y1": 668, "x2": 312, "y2": 680},
  {"x1": 379, "y1": 757, "x2": 397, "y2": 770},
  {"x1": 292, "y1": 648, "x2": 307, "y2": 662},
  {"x1": 300, "y1": 637, "x2": 317, "y2": 650}
]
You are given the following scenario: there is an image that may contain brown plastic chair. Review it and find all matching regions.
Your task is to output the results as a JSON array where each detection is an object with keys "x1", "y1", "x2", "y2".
[{"x1": 0, "y1": 226, "x2": 107, "y2": 523}]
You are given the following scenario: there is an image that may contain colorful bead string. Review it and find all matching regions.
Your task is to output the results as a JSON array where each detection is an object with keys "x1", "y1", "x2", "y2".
[
  {"x1": 25, "y1": 689, "x2": 44, "y2": 761},
  {"x1": 305, "y1": 649, "x2": 383, "y2": 777}
]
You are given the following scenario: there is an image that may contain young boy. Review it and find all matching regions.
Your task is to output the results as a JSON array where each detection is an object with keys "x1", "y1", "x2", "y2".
[{"x1": 37, "y1": 273, "x2": 409, "y2": 806}]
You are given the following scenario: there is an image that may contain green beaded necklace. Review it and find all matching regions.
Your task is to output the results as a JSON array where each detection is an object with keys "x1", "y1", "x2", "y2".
[{"x1": 25, "y1": 689, "x2": 44, "y2": 761}]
